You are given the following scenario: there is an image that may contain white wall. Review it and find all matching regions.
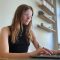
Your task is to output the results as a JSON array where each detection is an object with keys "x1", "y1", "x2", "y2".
[{"x1": 0, "y1": 0, "x2": 54, "y2": 52}]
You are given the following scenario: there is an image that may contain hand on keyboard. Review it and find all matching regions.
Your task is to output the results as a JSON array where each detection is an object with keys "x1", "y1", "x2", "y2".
[{"x1": 37, "y1": 47, "x2": 53, "y2": 55}]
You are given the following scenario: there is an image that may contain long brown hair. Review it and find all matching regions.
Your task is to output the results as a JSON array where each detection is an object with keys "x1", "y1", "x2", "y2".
[{"x1": 10, "y1": 4, "x2": 33, "y2": 43}]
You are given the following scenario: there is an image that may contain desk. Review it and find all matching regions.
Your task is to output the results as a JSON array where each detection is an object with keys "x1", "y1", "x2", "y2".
[{"x1": 0, "y1": 55, "x2": 60, "y2": 60}]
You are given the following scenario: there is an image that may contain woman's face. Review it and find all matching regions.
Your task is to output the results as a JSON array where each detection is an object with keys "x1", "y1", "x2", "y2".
[{"x1": 21, "y1": 9, "x2": 32, "y2": 25}]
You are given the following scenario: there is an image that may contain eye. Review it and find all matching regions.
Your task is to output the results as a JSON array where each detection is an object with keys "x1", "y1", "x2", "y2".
[{"x1": 24, "y1": 13, "x2": 32, "y2": 17}]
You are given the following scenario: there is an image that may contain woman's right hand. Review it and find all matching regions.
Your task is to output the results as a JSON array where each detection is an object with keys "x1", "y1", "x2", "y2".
[
  {"x1": 29, "y1": 47, "x2": 53, "y2": 57},
  {"x1": 36, "y1": 47, "x2": 53, "y2": 56}
]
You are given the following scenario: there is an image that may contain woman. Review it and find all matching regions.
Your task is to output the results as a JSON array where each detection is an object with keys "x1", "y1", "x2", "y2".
[{"x1": 0, "y1": 4, "x2": 53, "y2": 58}]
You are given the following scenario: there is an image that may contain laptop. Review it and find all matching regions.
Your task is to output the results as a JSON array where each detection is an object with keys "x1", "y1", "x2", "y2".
[{"x1": 32, "y1": 55, "x2": 60, "y2": 59}]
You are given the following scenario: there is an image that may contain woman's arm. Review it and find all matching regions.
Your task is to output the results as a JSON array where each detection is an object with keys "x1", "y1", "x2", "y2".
[
  {"x1": 30, "y1": 30, "x2": 42, "y2": 49},
  {"x1": 30, "y1": 30, "x2": 40, "y2": 49},
  {"x1": 0, "y1": 27, "x2": 9, "y2": 53},
  {"x1": 31, "y1": 30, "x2": 53, "y2": 55}
]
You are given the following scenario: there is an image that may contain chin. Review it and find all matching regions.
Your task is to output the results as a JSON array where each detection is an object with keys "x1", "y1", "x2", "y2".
[
  {"x1": 25, "y1": 22, "x2": 29, "y2": 25},
  {"x1": 25, "y1": 24, "x2": 28, "y2": 25},
  {"x1": 24, "y1": 23, "x2": 29, "y2": 26}
]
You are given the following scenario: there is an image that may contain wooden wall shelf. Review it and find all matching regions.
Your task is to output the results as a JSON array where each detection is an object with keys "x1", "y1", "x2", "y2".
[
  {"x1": 37, "y1": 25, "x2": 56, "y2": 32},
  {"x1": 38, "y1": 14, "x2": 55, "y2": 24},
  {"x1": 38, "y1": 3, "x2": 55, "y2": 15},
  {"x1": 45, "y1": 0, "x2": 54, "y2": 8}
]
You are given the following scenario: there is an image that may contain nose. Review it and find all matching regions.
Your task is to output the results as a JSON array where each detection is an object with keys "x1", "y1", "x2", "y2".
[
  {"x1": 27, "y1": 16, "x2": 31, "y2": 20},
  {"x1": 27, "y1": 17, "x2": 30, "y2": 19}
]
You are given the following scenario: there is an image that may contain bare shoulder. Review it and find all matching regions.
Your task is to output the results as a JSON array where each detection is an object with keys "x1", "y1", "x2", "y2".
[
  {"x1": 30, "y1": 30, "x2": 34, "y2": 36},
  {"x1": 1, "y1": 26, "x2": 10, "y2": 35},
  {"x1": 0, "y1": 26, "x2": 10, "y2": 44},
  {"x1": 1, "y1": 27, "x2": 9, "y2": 32}
]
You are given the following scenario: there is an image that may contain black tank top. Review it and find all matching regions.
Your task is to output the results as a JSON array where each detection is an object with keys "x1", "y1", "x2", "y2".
[{"x1": 8, "y1": 27, "x2": 30, "y2": 53}]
